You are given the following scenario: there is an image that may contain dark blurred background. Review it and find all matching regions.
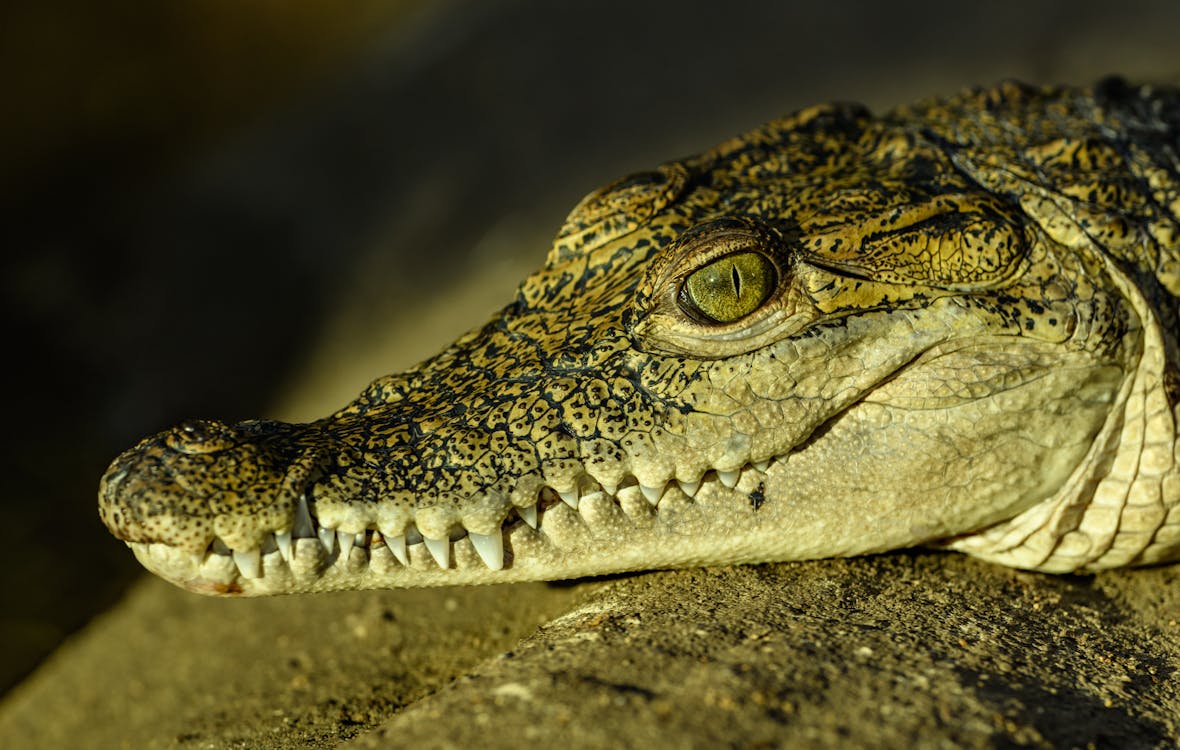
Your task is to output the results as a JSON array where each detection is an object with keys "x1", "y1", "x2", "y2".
[{"x1": 3, "y1": 0, "x2": 1179, "y2": 696}]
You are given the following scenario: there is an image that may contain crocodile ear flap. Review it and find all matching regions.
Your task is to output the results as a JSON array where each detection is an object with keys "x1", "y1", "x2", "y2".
[
  {"x1": 800, "y1": 192, "x2": 1030, "y2": 291},
  {"x1": 548, "y1": 163, "x2": 690, "y2": 266}
]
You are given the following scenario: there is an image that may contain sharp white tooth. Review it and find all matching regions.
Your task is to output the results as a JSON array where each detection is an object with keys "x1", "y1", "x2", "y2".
[
  {"x1": 232, "y1": 548, "x2": 261, "y2": 579},
  {"x1": 558, "y1": 489, "x2": 579, "y2": 509},
  {"x1": 600, "y1": 479, "x2": 618, "y2": 496},
  {"x1": 468, "y1": 531, "x2": 504, "y2": 571},
  {"x1": 293, "y1": 494, "x2": 315, "y2": 538},
  {"x1": 424, "y1": 537, "x2": 450, "y2": 568},
  {"x1": 518, "y1": 504, "x2": 538, "y2": 529},
  {"x1": 275, "y1": 530, "x2": 293, "y2": 562},
  {"x1": 355, "y1": 532, "x2": 367, "y2": 548},
  {"x1": 718, "y1": 470, "x2": 740, "y2": 488},
  {"x1": 386, "y1": 534, "x2": 409, "y2": 566},
  {"x1": 640, "y1": 483, "x2": 663, "y2": 505},
  {"x1": 753, "y1": 459, "x2": 770, "y2": 472},
  {"x1": 579, "y1": 490, "x2": 605, "y2": 507},
  {"x1": 678, "y1": 478, "x2": 701, "y2": 497},
  {"x1": 318, "y1": 526, "x2": 336, "y2": 552},
  {"x1": 337, "y1": 530, "x2": 354, "y2": 561}
]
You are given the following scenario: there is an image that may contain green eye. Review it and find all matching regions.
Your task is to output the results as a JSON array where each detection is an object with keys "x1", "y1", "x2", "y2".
[{"x1": 680, "y1": 252, "x2": 777, "y2": 324}]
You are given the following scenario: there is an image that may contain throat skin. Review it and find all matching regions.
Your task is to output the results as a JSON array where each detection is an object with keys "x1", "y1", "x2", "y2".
[{"x1": 100, "y1": 80, "x2": 1180, "y2": 595}]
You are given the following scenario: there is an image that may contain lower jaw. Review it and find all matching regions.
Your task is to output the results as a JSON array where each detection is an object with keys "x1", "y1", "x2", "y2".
[
  {"x1": 130, "y1": 533, "x2": 523, "y2": 595},
  {"x1": 130, "y1": 442, "x2": 973, "y2": 596},
  {"x1": 129, "y1": 481, "x2": 821, "y2": 596}
]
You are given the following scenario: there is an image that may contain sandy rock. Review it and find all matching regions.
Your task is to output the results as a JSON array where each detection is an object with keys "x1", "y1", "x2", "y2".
[{"x1": 348, "y1": 556, "x2": 1180, "y2": 749}]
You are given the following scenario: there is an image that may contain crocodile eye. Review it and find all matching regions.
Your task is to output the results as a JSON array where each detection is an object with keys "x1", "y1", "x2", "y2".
[
  {"x1": 631, "y1": 216, "x2": 810, "y2": 358},
  {"x1": 679, "y1": 252, "x2": 777, "y2": 324}
]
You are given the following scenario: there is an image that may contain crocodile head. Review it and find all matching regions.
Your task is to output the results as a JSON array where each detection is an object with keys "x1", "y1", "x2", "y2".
[{"x1": 100, "y1": 80, "x2": 1180, "y2": 595}]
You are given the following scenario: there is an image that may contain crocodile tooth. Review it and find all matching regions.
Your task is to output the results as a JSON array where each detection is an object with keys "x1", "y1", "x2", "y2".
[
  {"x1": 579, "y1": 490, "x2": 606, "y2": 509},
  {"x1": 355, "y1": 532, "x2": 367, "y2": 548},
  {"x1": 518, "y1": 504, "x2": 538, "y2": 529},
  {"x1": 318, "y1": 526, "x2": 336, "y2": 552},
  {"x1": 232, "y1": 548, "x2": 261, "y2": 579},
  {"x1": 293, "y1": 494, "x2": 315, "y2": 538},
  {"x1": 599, "y1": 479, "x2": 619, "y2": 496},
  {"x1": 468, "y1": 531, "x2": 504, "y2": 570},
  {"x1": 386, "y1": 534, "x2": 409, "y2": 566},
  {"x1": 275, "y1": 530, "x2": 293, "y2": 562},
  {"x1": 558, "y1": 489, "x2": 580, "y2": 509},
  {"x1": 337, "y1": 530, "x2": 354, "y2": 561},
  {"x1": 423, "y1": 537, "x2": 450, "y2": 568},
  {"x1": 677, "y1": 478, "x2": 701, "y2": 497},
  {"x1": 718, "y1": 470, "x2": 740, "y2": 488},
  {"x1": 640, "y1": 483, "x2": 664, "y2": 505},
  {"x1": 752, "y1": 459, "x2": 770, "y2": 473}
]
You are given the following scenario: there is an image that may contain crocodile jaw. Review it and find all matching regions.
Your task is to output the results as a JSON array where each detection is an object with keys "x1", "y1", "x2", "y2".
[
  {"x1": 123, "y1": 477, "x2": 784, "y2": 595},
  {"x1": 116, "y1": 338, "x2": 1121, "y2": 596},
  {"x1": 114, "y1": 460, "x2": 941, "y2": 596}
]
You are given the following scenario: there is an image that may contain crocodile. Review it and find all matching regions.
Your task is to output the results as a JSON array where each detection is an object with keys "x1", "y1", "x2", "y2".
[{"x1": 99, "y1": 79, "x2": 1180, "y2": 596}]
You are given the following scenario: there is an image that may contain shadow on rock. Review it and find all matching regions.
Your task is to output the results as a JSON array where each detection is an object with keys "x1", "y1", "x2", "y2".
[{"x1": 351, "y1": 555, "x2": 1180, "y2": 749}]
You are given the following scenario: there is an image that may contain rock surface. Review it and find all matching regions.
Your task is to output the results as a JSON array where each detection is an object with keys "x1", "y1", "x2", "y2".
[
  {"x1": 0, "y1": 578, "x2": 588, "y2": 749},
  {"x1": 350, "y1": 558, "x2": 1180, "y2": 749},
  {"x1": 2, "y1": 556, "x2": 1176, "y2": 748}
]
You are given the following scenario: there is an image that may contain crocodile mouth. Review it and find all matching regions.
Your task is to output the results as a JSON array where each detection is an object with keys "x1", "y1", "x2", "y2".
[{"x1": 126, "y1": 454, "x2": 783, "y2": 595}]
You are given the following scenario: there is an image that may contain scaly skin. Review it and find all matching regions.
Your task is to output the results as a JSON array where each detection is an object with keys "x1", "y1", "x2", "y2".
[{"x1": 99, "y1": 79, "x2": 1180, "y2": 596}]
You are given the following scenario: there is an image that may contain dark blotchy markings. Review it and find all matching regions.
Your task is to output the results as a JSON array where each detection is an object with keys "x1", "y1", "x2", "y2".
[{"x1": 749, "y1": 484, "x2": 766, "y2": 512}]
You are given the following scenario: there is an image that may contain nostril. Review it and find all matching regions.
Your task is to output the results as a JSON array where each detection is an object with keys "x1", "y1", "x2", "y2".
[{"x1": 165, "y1": 419, "x2": 237, "y2": 455}]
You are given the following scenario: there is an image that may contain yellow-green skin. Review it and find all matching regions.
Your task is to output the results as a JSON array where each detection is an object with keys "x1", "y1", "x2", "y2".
[{"x1": 99, "y1": 79, "x2": 1180, "y2": 595}]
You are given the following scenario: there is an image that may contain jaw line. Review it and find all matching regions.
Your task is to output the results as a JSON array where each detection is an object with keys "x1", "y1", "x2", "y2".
[{"x1": 130, "y1": 449, "x2": 802, "y2": 596}]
